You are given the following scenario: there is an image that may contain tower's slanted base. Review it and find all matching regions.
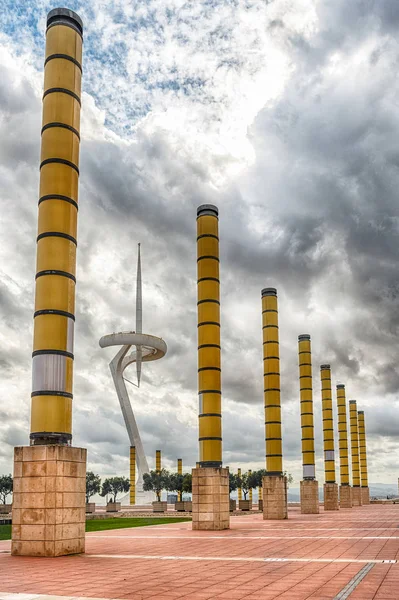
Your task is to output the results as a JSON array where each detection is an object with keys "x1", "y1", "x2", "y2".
[
  {"x1": 339, "y1": 485, "x2": 353, "y2": 508},
  {"x1": 352, "y1": 486, "x2": 363, "y2": 506},
  {"x1": 300, "y1": 479, "x2": 319, "y2": 514},
  {"x1": 324, "y1": 483, "x2": 339, "y2": 510},
  {"x1": 11, "y1": 446, "x2": 86, "y2": 557},
  {"x1": 192, "y1": 467, "x2": 229, "y2": 531},
  {"x1": 262, "y1": 475, "x2": 288, "y2": 520},
  {"x1": 361, "y1": 487, "x2": 370, "y2": 505}
]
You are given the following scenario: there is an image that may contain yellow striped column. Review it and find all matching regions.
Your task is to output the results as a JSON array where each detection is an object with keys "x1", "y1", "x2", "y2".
[
  {"x1": 320, "y1": 365, "x2": 339, "y2": 510},
  {"x1": 130, "y1": 446, "x2": 136, "y2": 505},
  {"x1": 262, "y1": 288, "x2": 282, "y2": 476},
  {"x1": 177, "y1": 458, "x2": 182, "y2": 501},
  {"x1": 249, "y1": 470, "x2": 253, "y2": 504},
  {"x1": 298, "y1": 335, "x2": 316, "y2": 480},
  {"x1": 238, "y1": 468, "x2": 242, "y2": 501},
  {"x1": 337, "y1": 385, "x2": 352, "y2": 508},
  {"x1": 298, "y1": 335, "x2": 319, "y2": 514},
  {"x1": 197, "y1": 204, "x2": 222, "y2": 467},
  {"x1": 193, "y1": 204, "x2": 229, "y2": 531},
  {"x1": 156, "y1": 450, "x2": 161, "y2": 472},
  {"x1": 349, "y1": 400, "x2": 362, "y2": 506},
  {"x1": 262, "y1": 288, "x2": 287, "y2": 519},
  {"x1": 12, "y1": 9, "x2": 86, "y2": 558},
  {"x1": 358, "y1": 411, "x2": 370, "y2": 505},
  {"x1": 30, "y1": 8, "x2": 83, "y2": 445}
]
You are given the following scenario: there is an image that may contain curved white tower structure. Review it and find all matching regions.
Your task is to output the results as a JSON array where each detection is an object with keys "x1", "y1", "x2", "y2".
[{"x1": 99, "y1": 245, "x2": 167, "y2": 504}]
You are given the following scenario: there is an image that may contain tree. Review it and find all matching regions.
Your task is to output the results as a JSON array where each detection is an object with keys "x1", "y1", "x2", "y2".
[
  {"x1": 182, "y1": 473, "x2": 192, "y2": 495},
  {"x1": 236, "y1": 471, "x2": 251, "y2": 500},
  {"x1": 0, "y1": 475, "x2": 12, "y2": 504},
  {"x1": 143, "y1": 469, "x2": 169, "y2": 501},
  {"x1": 247, "y1": 470, "x2": 260, "y2": 491},
  {"x1": 86, "y1": 471, "x2": 101, "y2": 504},
  {"x1": 100, "y1": 476, "x2": 130, "y2": 503},
  {"x1": 229, "y1": 472, "x2": 238, "y2": 497},
  {"x1": 283, "y1": 471, "x2": 294, "y2": 487},
  {"x1": 166, "y1": 473, "x2": 185, "y2": 499},
  {"x1": 249, "y1": 469, "x2": 266, "y2": 490},
  {"x1": 251, "y1": 469, "x2": 293, "y2": 489}
]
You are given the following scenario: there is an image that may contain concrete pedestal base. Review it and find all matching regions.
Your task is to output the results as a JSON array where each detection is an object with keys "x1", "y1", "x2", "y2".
[
  {"x1": 262, "y1": 475, "x2": 288, "y2": 520},
  {"x1": 361, "y1": 487, "x2": 370, "y2": 505},
  {"x1": 300, "y1": 480, "x2": 319, "y2": 514},
  {"x1": 192, "y1": 467, "x2": 229, "y2": 531},
  {"x1": 339, "y1": 485, "x2": 352, "y2": 508},
  {"x1": 324, "y1": 483, "x2": 339, "y2": 510},
  {"x1": 11, "y1": 445, "x2": 86, "y2": 557},
  {"x1": 352, "y1": 486, "x2": 363, "y2": 506}
]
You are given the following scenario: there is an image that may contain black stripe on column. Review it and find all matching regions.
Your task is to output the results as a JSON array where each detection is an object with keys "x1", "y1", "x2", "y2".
[
  {"x1": 37, "y1": 232, "x2": 77, "y2": 245},
  {"x1": 32, "y1": 349, "x2": 74, "y2": 359},
  {"x1": 44, "y1": 53, "x2": 82, "y2": 71},
  {"x1": 34, "y1": 309, "x2": 75, "y2": 320},
  {"x1": 40, "y1": 158, "x2": 79, "y2": 174},
  {"x1": 41, "y1": 122, "x2": 80, "y2": 139},
  {"x1": 36, "y1": 270, "x2": 76, "y2": 282},
  {"x1": 43, "y1": 87, "x2": 81, "y2": 105},
  {"x1": 31, "y1": 391, "x2": 73, "y2": 398},
  {"x1": 39, "y1": 194, "x2": 78, "y2": 210}
]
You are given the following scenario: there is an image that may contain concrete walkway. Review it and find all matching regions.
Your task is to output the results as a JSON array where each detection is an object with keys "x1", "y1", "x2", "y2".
[{"x1": 0, "y1": 505, "x2": 398, "y2": 599}]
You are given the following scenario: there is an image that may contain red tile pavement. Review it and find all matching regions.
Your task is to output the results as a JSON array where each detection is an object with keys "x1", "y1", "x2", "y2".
[{"x1": 0, "y1": 505, "x2": 398, "y2": 599}]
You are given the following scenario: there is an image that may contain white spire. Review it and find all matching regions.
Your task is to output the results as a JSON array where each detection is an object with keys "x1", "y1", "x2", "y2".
[
  {"x1": 136, "y1": 243, "x2": 142, "y2": 334},
  {"x1": 136, "y1": 243, "x2": 142, "y2": 386}
]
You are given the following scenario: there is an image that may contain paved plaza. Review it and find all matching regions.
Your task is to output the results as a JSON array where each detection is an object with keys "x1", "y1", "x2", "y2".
[{"x1": 0, "y1": 505, "x2": 398, "y2": 600}]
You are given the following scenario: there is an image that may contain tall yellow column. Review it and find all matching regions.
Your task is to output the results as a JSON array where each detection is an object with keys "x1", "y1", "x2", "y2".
[
  {"x1": 262, "y1": 288, "x2": 282, "y2": 476},
  {"x1": 320, "y1": 365, "x2": 339, "y2": 510},
  {"x1": 358, "y1": 411, "x2": 370, "y2": 505},
  {"x1": 249, "y1": 470, "x2": 253, "y2": 504},
  {"x1": 130, "y1": 446, "x2": 136, "y2": 505},
  {"x1": 197, "y1": 204, "x2": 222, "y2": 467},
  {"x1": 349, "y1": 400, "x2": 362, "y2": 506},
  {"x1": 193, "y1": 204, "x2": 229, "y2": 531},
  {"x1": 261, "y1": 288, "x2": 287, "y2": 519},
  {"x1": 337, "y1": 385, "x2": 352, "y2": 508},
  {"x1": 12, "y1": 9, "x2": 86, "y2": 558},
  {"x1": 156, "y1": 450, "x2": 161, "y2": 472},
  {"x1": 30, "y1": 8, "x2": 83, "y2": 446},
  {"x1": 238, "y1": 468, "x2": 242, "y2": 501},
  {"x1": 298, "y1": 335, "x2": 319, "y2": 514},
  {"x1": 177, "y1": 458, "x2": 182, "y2": 501}
]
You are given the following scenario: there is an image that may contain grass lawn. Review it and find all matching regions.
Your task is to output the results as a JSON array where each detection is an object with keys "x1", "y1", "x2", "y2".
[
  {"x1": 86, "y1": 517, "x2": 191, "y2": 532},
  {"x1": 0, "y1": 525, "x2": 11, "y2": 540},
  {"x1": 0, "y1": 517, "x2": 191, "y2": 540}
]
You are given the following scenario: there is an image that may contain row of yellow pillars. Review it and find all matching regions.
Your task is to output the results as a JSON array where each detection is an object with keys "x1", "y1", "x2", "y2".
[
  {"x1": 194, "y1": 205, "x2": 370, "y2": 521},
  {"x1": 130, "y1": 210, "x2": 369, "y2": 512},
  {"x1": 297, "y1": 334, "x2": 369, "y2": 510}
]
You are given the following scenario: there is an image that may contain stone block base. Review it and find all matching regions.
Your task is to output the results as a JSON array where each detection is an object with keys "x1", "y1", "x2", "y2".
[
  {"x1": 239, "y1": 499, "x2": 251, "y2": 511},
  {"x1": 262, "y1": 475, "x2": 288, "y2": 520},
  {"x1": 11, "y1": 445, "x2": 86, "y2": 557},
  {"x1": 192, "y1": 467, "x2": 229, "y2": 531},
  {"x1": 339, "y1": 485, "x2": 352, "y2": 508},
  {"x1": 352, "y1": 486, "x2": 363, "y2": 506},
  {"x1": 324, "y1": 483, "x2": 339, "y2": 510},
  {"x1": 300, "y1": 480, "x2": 319, "y2": 514},
  {"x1": 152, "y1": 501, "x2": 167, "y2": 513},
  {"x1": 361, "y1": 487, "x2": 370, "y2": 505}
]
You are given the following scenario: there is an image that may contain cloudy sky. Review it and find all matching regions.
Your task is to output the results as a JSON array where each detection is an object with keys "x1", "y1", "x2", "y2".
[{"x1": 1, "y1": 0, "x2": 398, "y2": 487}]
